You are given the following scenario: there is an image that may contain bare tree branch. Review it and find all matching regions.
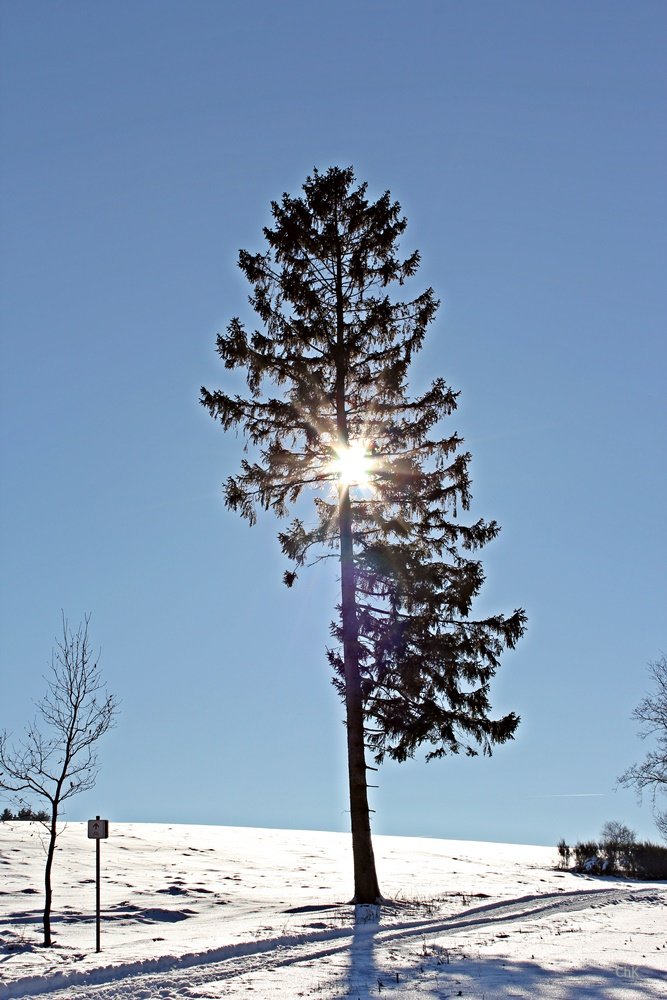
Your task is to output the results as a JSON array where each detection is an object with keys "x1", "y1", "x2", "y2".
[
  {"x1": 0, "y1": 613, "x2": 118, "y2": 946},
  {"x1": 618, "y1": 653, "x2": 667, "y2": 841}
]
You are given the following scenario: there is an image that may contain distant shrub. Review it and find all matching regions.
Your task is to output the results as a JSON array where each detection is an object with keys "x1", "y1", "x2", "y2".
[
  {"x1": 600, "y1": 820, "x2": 637, "y2": 847},
  {"x1": 565, "y1": 821, "x2": 667, "y2": 880},
  {"x1": 1, "y1": 806, "x2": 49, "y2": 822},
  {"x1": 573, "y1": 840, "x2": 601, "y2": 872},
  {"x1": 600, "y1": 820, "x2": 637, "y2": 872},
  {"x1": 627, "y1": 842, "x2": 667, "y2": 880},
  {"x1": 556, "y1": 839, "x2": 571, "y2": 870}
]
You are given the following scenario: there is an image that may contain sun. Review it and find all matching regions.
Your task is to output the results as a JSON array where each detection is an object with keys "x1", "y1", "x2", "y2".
[{"x1": 331, "y1": 441, "x2": 374, "y2": 488}]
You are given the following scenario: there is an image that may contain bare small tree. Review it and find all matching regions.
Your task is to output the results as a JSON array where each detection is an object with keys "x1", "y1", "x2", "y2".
[
  {"x1": 0, "y1": 613, "x2": 118, "y2": 946},
  {"x1": 618, "y1": 653, "x2": 667, "y2": 842}
]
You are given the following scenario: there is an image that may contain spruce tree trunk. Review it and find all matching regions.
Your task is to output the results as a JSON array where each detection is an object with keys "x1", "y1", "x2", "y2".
[
  {"x1": 338, "y1": 483, "x2": 381, "y2": 902},
  {"x1": 334, "y1": 226, "x2": 381, "y2": 904}
]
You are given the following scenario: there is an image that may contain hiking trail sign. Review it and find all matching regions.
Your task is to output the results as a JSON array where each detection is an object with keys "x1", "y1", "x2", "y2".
[
  {"x1": 88, "y1": 816, "x2": 109, "y2": 951},
  {"x1": 87, "y1": 817, "x2": 109, "y2": 839}
]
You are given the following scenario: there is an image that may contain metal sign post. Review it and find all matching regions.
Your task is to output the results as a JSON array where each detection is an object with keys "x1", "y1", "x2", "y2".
[{"x1": 87, "y1": 816, "x2": 109, "y2": 952}]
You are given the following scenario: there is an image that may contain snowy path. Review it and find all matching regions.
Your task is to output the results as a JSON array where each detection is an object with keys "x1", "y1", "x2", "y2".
[{"x1": 4, "y1": 886, "x2": 665, "y2": 999}]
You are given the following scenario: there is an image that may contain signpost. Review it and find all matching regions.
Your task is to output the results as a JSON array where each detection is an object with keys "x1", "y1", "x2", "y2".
[{"x1": 87, "y1": 816, "x2": 109, "y2": 952}]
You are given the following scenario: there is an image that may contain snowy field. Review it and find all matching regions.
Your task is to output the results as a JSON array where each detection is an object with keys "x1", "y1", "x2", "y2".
[{"x1": 0, "y1": 822, "x2": 665, "y2": 999}]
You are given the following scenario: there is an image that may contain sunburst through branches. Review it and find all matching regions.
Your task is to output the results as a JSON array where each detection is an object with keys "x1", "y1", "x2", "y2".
[{"x1": 330, "y1": 440, "x2": 376, "y2": 490}]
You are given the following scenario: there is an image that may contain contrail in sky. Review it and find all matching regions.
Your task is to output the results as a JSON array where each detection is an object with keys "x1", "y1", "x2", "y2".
[{"x1": 535, "y1": 793, "x2": 605, "y2": 799}]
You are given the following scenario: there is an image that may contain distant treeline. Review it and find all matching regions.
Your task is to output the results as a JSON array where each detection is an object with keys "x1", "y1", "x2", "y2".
[{"x1": 1, "y1": 806, "x2": 49, "y2": 821}]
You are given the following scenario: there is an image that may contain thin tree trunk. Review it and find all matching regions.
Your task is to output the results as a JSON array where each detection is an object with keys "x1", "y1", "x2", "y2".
[{"x1": 43, "y1": 810, "x2": 57, "y2": 947}]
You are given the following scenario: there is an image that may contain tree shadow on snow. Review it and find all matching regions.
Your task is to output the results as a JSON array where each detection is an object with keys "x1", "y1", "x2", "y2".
[
  {"x1": 343, "y1": 904, "x2": 384, "y2": 997},
  {"x1": 340, "y1": 906, "x2": 665, "y2": 999},
  {"x1": 442, "y1": 953, "x2": 665, "y2": 999}
]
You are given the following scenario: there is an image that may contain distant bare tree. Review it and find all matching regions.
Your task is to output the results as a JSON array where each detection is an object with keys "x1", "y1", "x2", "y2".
[
  {"x1": 619, "y1": 653, "x2": 667, "y2": 842},
  {"x1": 0, "y1": 614, "x2": 118, "y2": 946},
  {"x1": 656, "y1": 810, "x2": 667, "y2": 842}
]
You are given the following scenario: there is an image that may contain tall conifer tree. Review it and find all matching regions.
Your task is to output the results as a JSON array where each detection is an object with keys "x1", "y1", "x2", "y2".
[{"x1": 201, "y1": 167, "x2": 526, "y2": 902}]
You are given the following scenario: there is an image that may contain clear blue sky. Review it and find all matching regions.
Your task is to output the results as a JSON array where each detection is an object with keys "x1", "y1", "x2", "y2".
[{"x1": 1, "y1": 0, "x2": 665, "y2": 847}]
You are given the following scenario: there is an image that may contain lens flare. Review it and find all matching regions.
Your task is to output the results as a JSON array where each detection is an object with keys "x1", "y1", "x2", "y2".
[{"x1": 332, "y1": 441, "x2": 374, "y2": 488}]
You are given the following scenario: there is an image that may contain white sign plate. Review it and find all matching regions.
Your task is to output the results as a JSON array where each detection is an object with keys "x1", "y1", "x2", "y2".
[{"x1": 87, "y1": 818, "x2": 109, "y2": 839}]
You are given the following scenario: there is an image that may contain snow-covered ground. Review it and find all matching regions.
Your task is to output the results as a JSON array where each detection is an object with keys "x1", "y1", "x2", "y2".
[{"x1": 0, "y1": 822, "x2": 665, "y2": 999}]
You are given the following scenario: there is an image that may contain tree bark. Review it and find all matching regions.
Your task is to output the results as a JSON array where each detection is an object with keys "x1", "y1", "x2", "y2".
[
  {"x1": 334, "y1": 222, "x2": 381, "y2": 903},
  {"x1": 338, "y1": 483, "x2": 382, "y2": 902},
  {"x1": 43, "y1": 810, "x2": 57, "y2": 947}
]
